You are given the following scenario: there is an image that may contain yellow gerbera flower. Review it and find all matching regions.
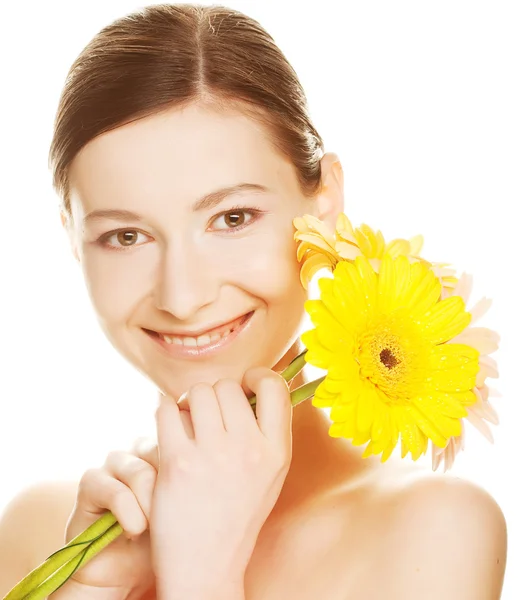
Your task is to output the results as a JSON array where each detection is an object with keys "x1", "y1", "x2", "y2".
[
  {"x1": 301, "y1": 254, "x2": 480, "y2": 463},
  {"x1": 293, "y1": 213, "x2": 458, "y2": 293}
]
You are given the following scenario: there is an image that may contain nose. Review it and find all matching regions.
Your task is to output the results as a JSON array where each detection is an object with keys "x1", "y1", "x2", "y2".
[{"x1": 153, "y1": 240, "x2": 219, "y2": 321}]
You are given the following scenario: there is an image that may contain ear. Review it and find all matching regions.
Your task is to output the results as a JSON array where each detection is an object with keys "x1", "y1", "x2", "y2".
[
  {"x1": 313, "y1": 152, "x2": 345, "y2": 231},
  {"x1": 60, "y1": 210, "x2": 80, "y2": 262}
]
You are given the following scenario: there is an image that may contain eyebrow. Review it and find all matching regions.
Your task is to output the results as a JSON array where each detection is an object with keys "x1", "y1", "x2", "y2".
[{"x1": 82, "y1": 183, "x2": 271, "y2": 224}]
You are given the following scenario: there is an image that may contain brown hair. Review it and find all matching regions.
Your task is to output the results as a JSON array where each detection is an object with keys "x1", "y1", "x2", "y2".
[{"x1": 49, "y1": 3, "x2": 325, "y2": 216}]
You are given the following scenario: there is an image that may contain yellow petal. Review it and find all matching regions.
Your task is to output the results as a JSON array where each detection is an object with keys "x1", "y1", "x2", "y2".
[
  {"x1": 300, "y1": 329, "x2": 334, "y2": 370},
  {"x1": 299, "y1": 254, "x2": 334, "y2": 288},
  {"x1": 418, "y1": 295, "x2": 472, "y2": 344},
  {"x1": 293, "y1": 214, "x2": 335, "y2": 240},
  {"x1": 350, "y1": 256, "x2": 378, "y2": 312},
  {"x1": 294, "y1": 233, "x2": 337, "y2": 256},
  {"x1": 354, "y1": 227, "x2": 375, "y2": 257},
  {"x1": 386, "y1": 238, "x2": 411, "y2": 258},
  {"x1": 409, "y1": 234, "x2": 424, "y2": 256},
  {"x1": 335, "y1": 241, "x2": 363, "y2": 260},
  {"x1": 356, "y1": 386, "x2": 376, "y2": 434},
  {"x1": 396, "y1": 407, "x2": 428, "y2": 460},
  {"x1": 336, "y1": 213, "x2": 355, "y2": 235},
  {"x1": 377, "y1": 254, "x2": 397, "y2": 313},
  {"x1": 409, "y1": 401, "x2": 461, "y2": 445},
  {"x1": 402, "y1": 264, "x2": 442, "y2": 316},
  {"x1": 375, "y1": 230, "x2": 386, "y2": 257}
]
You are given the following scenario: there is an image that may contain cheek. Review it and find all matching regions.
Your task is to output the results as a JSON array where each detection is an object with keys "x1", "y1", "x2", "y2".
[
  {"x1": 210, "y1": 229, "x2": 303, "y2": 300},
  {"x1": 81, "y1": 252, "x2": 148, "y2": 324}
]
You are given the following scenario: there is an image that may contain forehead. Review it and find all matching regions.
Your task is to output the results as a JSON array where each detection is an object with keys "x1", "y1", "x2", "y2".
[{"x1": 69, "y1": 103, "x2": 298, "y2": 210}]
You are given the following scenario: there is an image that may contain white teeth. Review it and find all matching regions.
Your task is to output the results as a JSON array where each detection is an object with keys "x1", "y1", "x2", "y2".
[
  {"x1": 196, "y1": 334, "x2": 212, "y2": 346},
  {"x1": 157, "y1": 314, "x2": 250, "y2": 348},
  {"x1": 161, "y1": 328, "x2": 233, "y2": 347}
]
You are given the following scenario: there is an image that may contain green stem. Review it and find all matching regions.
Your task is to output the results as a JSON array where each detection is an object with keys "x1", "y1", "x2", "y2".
[
  {"x1": 278, "y1": 348, "x2": 308, "y2": 384},
  {"x1": 23, "y1": 522, "x2": 123, "y2": 600},
  {"x1": 4, "y1": 512, "x2": 121, "y2": 600},
  {"x1": 248, "y1": 349, "x2": 308, "y2": 412},
  {"x1": 290, "y1": 375, "x2": 325, "y2": 407}
]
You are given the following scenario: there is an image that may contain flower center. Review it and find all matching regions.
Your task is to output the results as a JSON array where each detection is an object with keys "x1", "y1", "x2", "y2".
[
  {"x1": 379, "y1": 348, "x2": 400, "y2": 369},
  {"x1": 357, "y1": 311, "x2": 429, "y2": 404}
]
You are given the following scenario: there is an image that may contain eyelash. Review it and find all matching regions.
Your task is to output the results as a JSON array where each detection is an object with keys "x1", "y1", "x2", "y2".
[{"x1": 95, "y1": 205, "x2": 265, "y2": 251}]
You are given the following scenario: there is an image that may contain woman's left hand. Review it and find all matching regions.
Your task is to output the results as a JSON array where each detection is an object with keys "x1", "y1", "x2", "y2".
[{"x1": 149, "y1": 366, "x2": 293, "y2": 598}]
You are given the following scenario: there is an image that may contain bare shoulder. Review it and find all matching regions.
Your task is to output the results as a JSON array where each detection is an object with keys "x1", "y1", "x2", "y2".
[
  {"x1": 391, "y1": 471, "x2": 506, "y2": 524},
  {"x1": 0, "y1": 480, "x2": 79, "y2": 571},
  {"x1": 388, "y1": 472, "x2": 507, "y2": 554},
  {"x1": 335, "y1": 466, "x2": 507, "y2": 599}
]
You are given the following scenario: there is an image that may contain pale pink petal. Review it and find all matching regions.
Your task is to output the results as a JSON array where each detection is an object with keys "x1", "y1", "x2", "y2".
[
  {"x1": 486, "y1": 386, "x2": 502, "y2": 398},
  {"x1": 444, "y1": 443, "x2": 456, "y2": 471},
  {"x1": 472, "y1": 387, "x2": 500, "y2": 424},
  {"x1": 468, "y1": 297, "x2": 493, "y2": 323},
  {"x1": 466, "y1": 409, "x2": 495, "y2": 443},
  {"x1": 440, "y1": 287, "x2": 451, "y2": 301},
  {"x1": 451, "y1": 272, "x2": 473, "y2": 303},
  {"x1": 479, "y1": 355, "x2": 499, "y2": 378},
  {"x1": 438, "y1": 266, "x2": 461, "y2": 279},
  {"x1": 431, "y1": 422, "x2": 467, "y2": 472},
  {"x1": 458, "y1": 425, "x2": 467, "y2": 452},
  {"x1": 432, "y1": 447, "x2": 441, "y2": 471},
  {"x1": 432, "y1": 265, "x2": 458, "y2": 279},
  {"x1": 479, "y1": 385, "x2": 490, "y2": 401},
  {"x1": 450, "y1": 327, "x2": 500, "y2": 355},
  {"x1": 477, "y1": 363, "x2": 500, "y2": 384},
  {"x1": 478, "y1": 401, "x2": 499, "y2": 425}
]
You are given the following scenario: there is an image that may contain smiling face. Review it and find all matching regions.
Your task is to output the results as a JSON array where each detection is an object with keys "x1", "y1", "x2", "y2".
[{"x1": 65, "y1": 102, "x2": 341, "y2": 398}]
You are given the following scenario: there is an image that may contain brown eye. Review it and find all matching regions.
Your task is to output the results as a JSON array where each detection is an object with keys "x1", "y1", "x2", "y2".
[
  {"x1": 209, "y1": 208, "x2": 261, "y2": 233},
  {"x1": 223, "y1": 211, "x2": 246, "y2": 228},
  {"x1": 98, "y1": 229, "x2": 150, "y2": 251},
  {"x1": 117, "y1": 230, "x2": 138, "y2": 246}
]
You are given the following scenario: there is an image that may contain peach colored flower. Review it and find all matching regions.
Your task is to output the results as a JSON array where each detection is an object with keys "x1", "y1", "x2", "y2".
[
  {"x1": 431, "y1": 272, "x2": 500, "y2": 471},
  {"x1": 293, "y1": 213, "x2": 458, "y2": 293}
]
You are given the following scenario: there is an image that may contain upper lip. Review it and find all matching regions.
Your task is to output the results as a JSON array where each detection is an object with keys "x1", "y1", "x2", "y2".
[{"x1": 145, "y1": 311, "x2": 254, "y2": 338}]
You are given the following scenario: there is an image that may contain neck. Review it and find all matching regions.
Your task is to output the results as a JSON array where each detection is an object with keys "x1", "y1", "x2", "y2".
[{"x1": 269, "y1": 338, "x2": 367, "y2": 518}]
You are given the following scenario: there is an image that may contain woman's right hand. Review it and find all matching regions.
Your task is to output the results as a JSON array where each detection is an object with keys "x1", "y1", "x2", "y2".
[{"x1": 51, "y1": 437, "x2": 160, "y2": 600}]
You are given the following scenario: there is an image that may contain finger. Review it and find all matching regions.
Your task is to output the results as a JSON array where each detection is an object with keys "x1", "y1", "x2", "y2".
[
  {"x1": 131, "y1": 436, "x2": 159, "y2": 470},
  {"x1": 213, "y1": 378, "x2": 257, "y2": 433},
  {"x1": 241, "y1": 367, "x2": 292, "y2": 443},
  {"x1": 183, "y1": 382, "x2": 226, "y2": 442},
  {"x1": 70, "y1": 468, "x2": 147, "y2": 541},
  {"x1": 178, "y1": 407, "x2": 196, "y2": 440},
  {"x1": 155, "y1": 392, "x2": 192, "y2": 464},
  {"x1": 104, "y1": 450, "x2": 157, "y2": 521}
]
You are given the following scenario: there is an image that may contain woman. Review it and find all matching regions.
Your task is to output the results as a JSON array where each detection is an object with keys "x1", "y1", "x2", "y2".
[{"x1": 0, "y1": 4, "x2": 506, "y2": 599}]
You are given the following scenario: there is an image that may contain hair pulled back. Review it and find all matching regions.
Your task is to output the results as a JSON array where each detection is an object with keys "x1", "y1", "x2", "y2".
[{"x1": 49, "y1": 3, "x2": 325, "y2": 215}]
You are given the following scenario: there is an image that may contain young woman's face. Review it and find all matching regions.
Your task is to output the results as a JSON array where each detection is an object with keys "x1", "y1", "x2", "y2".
[{"x1": 67, "y1": 103, "x2": 317, "y2": 398}]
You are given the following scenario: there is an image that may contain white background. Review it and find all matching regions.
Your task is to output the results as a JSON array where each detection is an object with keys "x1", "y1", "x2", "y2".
[{"x1": 0, "y1": 1, "x2": 525, "y2": 597}]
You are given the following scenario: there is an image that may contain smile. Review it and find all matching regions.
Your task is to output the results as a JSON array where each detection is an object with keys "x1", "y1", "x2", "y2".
[{"x1": 143, "y1": 311, "x2": 255, "y2": 358}]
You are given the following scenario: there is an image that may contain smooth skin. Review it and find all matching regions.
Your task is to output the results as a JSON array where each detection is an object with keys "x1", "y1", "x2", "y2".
[{"x1": 0, "y1": 102, "x2": 507, "y2": 599}]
